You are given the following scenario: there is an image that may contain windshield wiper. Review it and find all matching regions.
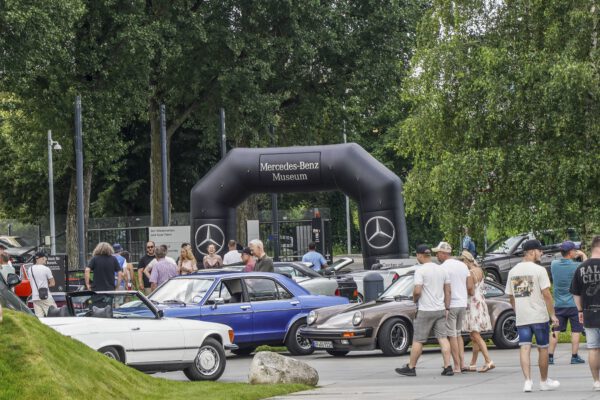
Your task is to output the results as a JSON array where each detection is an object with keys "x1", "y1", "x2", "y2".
[{"x1": 161, "y1": 299, "x2": 187, "y2": 306}]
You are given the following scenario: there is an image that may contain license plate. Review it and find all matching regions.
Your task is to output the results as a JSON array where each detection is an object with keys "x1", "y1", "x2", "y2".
[{"x1": 313, "y1": 340, "x2": 333, "y2": 349}]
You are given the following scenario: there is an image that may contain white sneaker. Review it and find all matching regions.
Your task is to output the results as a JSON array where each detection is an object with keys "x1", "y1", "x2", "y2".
[
  {"x1": 540, "y1": 378, "x2": 560, "y2": 391},
  {"x1": 523, "y1": 380, "x2": 533, "y2": 392},
  {"x1": 593, "y1": 381, "x2": 600, "y2": 391}
]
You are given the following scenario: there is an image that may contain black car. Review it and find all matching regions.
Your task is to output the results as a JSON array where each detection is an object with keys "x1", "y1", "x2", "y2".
[{"x1": 481, "y1": 229, "x2": 580, "y2": 284}]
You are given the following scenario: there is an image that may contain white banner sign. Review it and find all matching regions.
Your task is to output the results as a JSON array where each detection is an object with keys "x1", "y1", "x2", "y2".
[{"x1": 149, "y1": 226, "x2": 191, "y2": 260}]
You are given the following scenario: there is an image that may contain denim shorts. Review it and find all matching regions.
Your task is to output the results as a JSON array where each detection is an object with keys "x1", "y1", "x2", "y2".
[
  {"x1": 585, "y1": 328, "x2": 600, "y2": 349},
  {"x1": 517, "y1": 322, "x2": 550, "y2": 347}
]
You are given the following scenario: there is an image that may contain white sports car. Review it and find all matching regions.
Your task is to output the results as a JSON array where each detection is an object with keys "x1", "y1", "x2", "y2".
[{"x1": 40, "y1": 290, "x2": 237, "y2": 381}]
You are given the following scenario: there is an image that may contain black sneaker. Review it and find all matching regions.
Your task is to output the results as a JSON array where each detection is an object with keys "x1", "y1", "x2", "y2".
[
  {"x1": 395, "y1": 364, "x2": 416, "y2": 376},
  {"x1": 441, "y1": 366, "x2": 454, "y2": 376}
]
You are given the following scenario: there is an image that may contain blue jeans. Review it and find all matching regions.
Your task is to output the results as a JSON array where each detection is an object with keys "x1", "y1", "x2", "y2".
[{"x1": 518, "y1": 322, "x2": 550, "y2": 347}]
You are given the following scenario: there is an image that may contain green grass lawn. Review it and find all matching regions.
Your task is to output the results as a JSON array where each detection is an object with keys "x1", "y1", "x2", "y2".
[{"x1": 0, "y1": 310, "x2": 310, "y2": 400}]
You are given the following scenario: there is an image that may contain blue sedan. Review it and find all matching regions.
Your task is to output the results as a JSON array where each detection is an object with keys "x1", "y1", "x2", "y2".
[{"x1": 148, "y1": 271, "x2": 348, "y2": 355}]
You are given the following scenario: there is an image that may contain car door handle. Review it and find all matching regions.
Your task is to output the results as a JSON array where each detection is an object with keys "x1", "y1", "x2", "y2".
[
  {"x1": 290, "y1": 301, "x2": 300, "y2": 306},
  {"x1": 240, "y1": 305, "x2": 251, "y2": 310},
  {"x1": 131, "y1": 327, "x2": 140, "y2": 331}
]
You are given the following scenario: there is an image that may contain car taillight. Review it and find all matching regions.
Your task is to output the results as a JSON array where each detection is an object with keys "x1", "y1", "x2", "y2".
[
  {"x1": 334, "y1": 288, "x2": 341, "y2": 296},
  {"x1": 392, "y1": 273, "x2": 400, "y2": 283},
  {"x1": 228, "y1": 329, "x2": 235, "y2": 343}
]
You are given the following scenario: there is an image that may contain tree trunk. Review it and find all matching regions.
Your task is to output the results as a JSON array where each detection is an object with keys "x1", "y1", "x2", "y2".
[
  {"x1": 149, "y1": 98, "x2": 170, "y2": 226},
  {"x1": 65, "y1": 167, "x2": 92, "y2": 271},
  {"x1": 236, "y1": 195, "x2": 260, "y2": 246}
]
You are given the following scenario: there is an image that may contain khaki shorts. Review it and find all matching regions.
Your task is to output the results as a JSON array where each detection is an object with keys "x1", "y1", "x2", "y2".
[
  {"x1": 413, "y1": 310, "x2": 447, "y2": 343},
  {"x1": 446, "y1": 307, "x2": 466, "y2": 337},
  {"x1": 32, "y1": 297, "x2": 57, "y2": 318}
]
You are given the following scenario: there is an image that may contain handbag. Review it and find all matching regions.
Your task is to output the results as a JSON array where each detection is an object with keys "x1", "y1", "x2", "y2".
[
  {"x1": 30, "y1": 265, "x2": 49, "y2": 300},
  {"x1": 15, "y1": 265, "x2": 32, "y2": 298}
]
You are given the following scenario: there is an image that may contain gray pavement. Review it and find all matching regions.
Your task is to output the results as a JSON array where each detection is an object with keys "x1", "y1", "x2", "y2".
[{"x1": 156, "y1": 344, "x2": 599, "y2": 399}]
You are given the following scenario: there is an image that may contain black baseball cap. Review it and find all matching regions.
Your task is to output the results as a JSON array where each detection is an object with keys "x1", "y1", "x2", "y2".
[
  {"x1": 416, "y1": 244, "x2": 432, "y2": 255},
  {"x1": 522, "y1": 239, "x2": 542, "y2": 251}
]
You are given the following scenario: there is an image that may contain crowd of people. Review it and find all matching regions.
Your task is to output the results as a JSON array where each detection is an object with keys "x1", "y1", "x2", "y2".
[
  {"x1": 395, "y1": 236, "x2": 600, "y2": 393},
  {"x1": 7, "y1": 230, "x2": 600, "y2": 393}
]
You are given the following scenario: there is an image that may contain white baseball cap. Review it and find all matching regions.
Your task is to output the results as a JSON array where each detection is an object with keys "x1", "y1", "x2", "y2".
[{"x1": 432, "y1": 241, "x2": 452, "y2": 253}]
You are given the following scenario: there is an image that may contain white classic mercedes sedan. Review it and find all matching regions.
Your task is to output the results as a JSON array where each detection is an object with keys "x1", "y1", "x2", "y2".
[{"x1": 40, "y1": 290, "x2": 237, "y2": 381}]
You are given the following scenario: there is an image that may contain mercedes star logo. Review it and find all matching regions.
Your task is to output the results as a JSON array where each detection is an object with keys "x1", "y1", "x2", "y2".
[
  {"x1": 364, "y1": 216, "x2": 396, "y2": 249},
  {"x1": 194, "y1": 223, "x2": 225, "y2": 256}
]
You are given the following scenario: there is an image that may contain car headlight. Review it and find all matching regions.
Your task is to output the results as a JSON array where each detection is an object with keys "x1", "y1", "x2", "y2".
[
  {"x1": 352, "y1": 311, "x2": 363, "y2": 326},
  {"x1": 307, "y1": 310, "x2": 317, "y2": 325}
]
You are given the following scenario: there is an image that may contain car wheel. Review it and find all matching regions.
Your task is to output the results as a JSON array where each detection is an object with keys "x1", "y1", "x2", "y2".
[
  {"x1": 493, "y1": 312, "x2": 519, "y2": 349},
  {"x1": 183, "y1": 338, "x2": 226, "y2": 381},
  {"x1": 485, "y1": 269, "x2": 501, "y2": 284},
  {"x1": 326, "y1": 349, "x2": 349, "y2": 357},
  {"x1": 231, "y1": 346, "x2": 256, "y2": 356},
  {"x1": 285, "y1": 319, "x2": 315, "y2": 356},
  {"x1": 98, "y1": 346, "x2": 122, "y2": 362},
  {"x1": 378, "y1": 318, "x2": 411, "y2": 356}
]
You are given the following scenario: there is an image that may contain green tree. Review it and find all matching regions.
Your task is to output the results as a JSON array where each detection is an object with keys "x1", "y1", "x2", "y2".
[{"x1": 397, "y1": 0, "x2": 600, "y2": 246}]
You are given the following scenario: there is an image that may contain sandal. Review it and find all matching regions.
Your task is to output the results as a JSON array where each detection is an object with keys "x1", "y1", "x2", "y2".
[
  {"x1": 479, "y1": 362, "x2": 495, "y2": 373},
  {"x1": 465, "y1": 365, "x2": 478, "y2": 372}
]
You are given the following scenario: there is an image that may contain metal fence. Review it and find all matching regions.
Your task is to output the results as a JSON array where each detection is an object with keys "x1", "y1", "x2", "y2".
[
  {"x1": 259, "y1": 219, "x2": 332, "y2": 262},
  {"x1": 86, "y1": 226, "x2": 148, "y2": 265}
]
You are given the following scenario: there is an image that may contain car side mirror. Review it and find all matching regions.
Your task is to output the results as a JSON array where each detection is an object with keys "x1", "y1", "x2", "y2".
[
  {"x1": 156, "y1": 309, "x2": 164, "y2": 318},
  {"x1": 323, "y1": 269, "x2": 333, "y2": 277},
  {"x1": 212, "y1": 297, "x2": 224, "y2": 310},
  {"x1": 6, "y1": 273, "x2": 21, "y2": 288}
]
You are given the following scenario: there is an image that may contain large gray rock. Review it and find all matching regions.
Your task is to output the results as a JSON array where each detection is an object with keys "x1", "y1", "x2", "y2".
[{"x1": 248, "y1": 351, "x2": 319, "y2": 385}]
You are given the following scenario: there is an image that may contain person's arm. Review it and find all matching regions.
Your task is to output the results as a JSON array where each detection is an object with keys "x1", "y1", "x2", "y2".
[
  {"x1": 542, "y1": 287, "x2": 559, "y2": 326},
  {"x1": 573, "y1": 294, "x2": 584, "y2": 324},
  {"x1": 151, "y1": 282, "x2": 157, "y2": 291},
  {"x1": 466, "y1": 273, "x2": 475, "y2": 296},
  {"x1": 144, "y1": 262, "x2": 153, "y2": 280},
  {"x1": 412, "y1": 284, "x2": 422, "y2": 303},
  {"x1": 575, "y1": 250, "x2": 588, "y2": 262},
  {"x1": 138, "y1": 266, "x2": 145, "y2": 289},
  {"x1": 48, "y1": 278, "x2": 56, "y2": 288},
  {"x1": 116, "y1": 271, "x2": 124, "y2": 290},
  {"x1": 84, "y1": 267, "x2": 92, "y2": 290},
  {"x1": 443, "y1": 283, "x2": 451, "y2": 311}
]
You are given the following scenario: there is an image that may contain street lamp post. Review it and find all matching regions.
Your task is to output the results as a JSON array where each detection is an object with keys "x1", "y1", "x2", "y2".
[{"x1": 47, "y1": 130, "x2": 61, "y2": 255}]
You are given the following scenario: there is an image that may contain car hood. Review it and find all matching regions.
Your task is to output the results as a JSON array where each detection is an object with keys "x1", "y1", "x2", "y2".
[{"x1": 312, "y1": 299, "x2": 414, "y2": 329}]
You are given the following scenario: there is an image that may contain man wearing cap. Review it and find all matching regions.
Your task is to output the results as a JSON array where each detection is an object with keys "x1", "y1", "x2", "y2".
[
  {"x1": 396, "y1": 244, "x2": 453, "y2": 377},
  {"x1": 505, "y1": 239, "x2": 560, "y2": 392},
  {"x1": 570, "y1": 235, "x2": 600, "y2": 391},
  {"x1": 549, "y1": 240, "x2": 587, "y2": 365},
  {"x1": 29, "y1": 252, "x2": 56, "y2": 317},
  {"x1": 433, "y1": 241, "x2": 473, "y2": 373},
  {"x1": 112, "y1": 243, "x2": 127, "y2": 289},
  {"x1": 241, "y1": 247, "x2": 256, "y2": 272}
]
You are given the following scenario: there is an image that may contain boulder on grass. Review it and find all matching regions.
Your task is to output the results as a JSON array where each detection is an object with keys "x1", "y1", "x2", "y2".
[{"x1": 248, "y1": 351, "x2": 319, "y2": 385}]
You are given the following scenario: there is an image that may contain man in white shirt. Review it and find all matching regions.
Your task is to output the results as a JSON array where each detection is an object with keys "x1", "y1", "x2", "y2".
[
  {"x1": 505, "y1": 239, "x2": 560, "y2": 392},
  {"x1": 434, "y1": 241, "x2": 473, "y2": 373},
  {"x1": 396, "y1": 245, "x2": 453, "y2": 377},
  {"x1": 223, "y1": 240, "x2": 242, "y2": 265},
  {"x1": 29, "y1": 252, "x2": 56, "y2": 317}
]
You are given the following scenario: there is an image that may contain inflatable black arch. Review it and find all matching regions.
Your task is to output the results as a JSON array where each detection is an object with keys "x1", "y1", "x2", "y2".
[{"x1": 190, "y1": 143, "x2": 409, "y2": 268}]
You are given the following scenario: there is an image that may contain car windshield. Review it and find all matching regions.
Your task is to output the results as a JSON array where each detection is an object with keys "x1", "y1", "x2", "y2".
[
  {"x1": 150, "y1": 278, "x2": 214, "y2": 304},
  {"x1": 486, "y1": 235, "x2": 523, "y2": 254},
  {"x1": 380, "y1": 275, "x2": 414, "y2": 300},
  {"x1": 70, "y1": 292, "x2": 155, "y2": 318}
]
